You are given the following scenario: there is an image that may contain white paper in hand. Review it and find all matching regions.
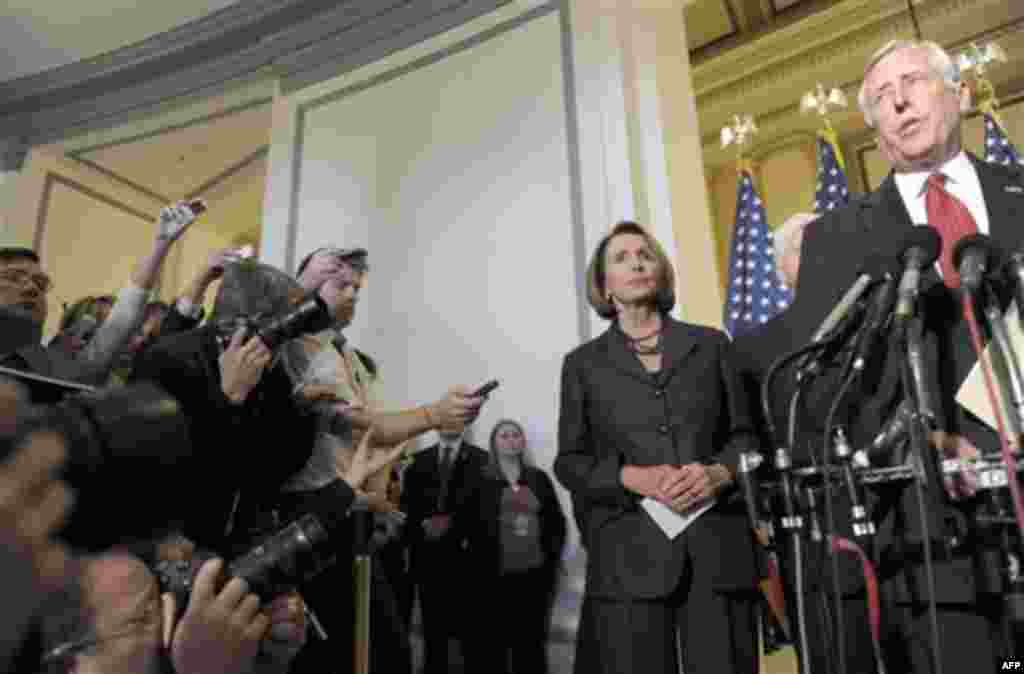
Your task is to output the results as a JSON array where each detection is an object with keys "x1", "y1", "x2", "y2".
[
  {"x1": 642, "y1": 497, "x2": 716, "y2": 539},
  {"x1": 956, "y1": 301, "x2": 1023, "y2": 431}
]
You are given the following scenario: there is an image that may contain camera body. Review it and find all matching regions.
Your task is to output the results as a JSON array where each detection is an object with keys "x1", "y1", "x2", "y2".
[
  {"x1": 154, "y1": 514, "x2": 333, "y2": 611},
  {"x1": 214, "y1": 289, "x2": 334, "y2": 353}
]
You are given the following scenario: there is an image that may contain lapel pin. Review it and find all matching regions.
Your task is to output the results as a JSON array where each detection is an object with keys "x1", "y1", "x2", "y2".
[{"x1": 1005, "y1": 185, "x2": 1024, "y2": 194}]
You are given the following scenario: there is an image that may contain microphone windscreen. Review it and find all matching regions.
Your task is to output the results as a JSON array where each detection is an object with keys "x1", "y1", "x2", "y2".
[
  {"x1": 900, "y1": 226, "x2": 942, "y2": 268},
  {"x1": 952, "y1": 232, "x2": 999, "y2": 271}
]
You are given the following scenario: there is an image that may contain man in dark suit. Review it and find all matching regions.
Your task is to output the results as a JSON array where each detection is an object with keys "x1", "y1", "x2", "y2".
[
  {"x1": 742, "y1": 38, "x2": 1024, "y2": 672},
  {"x1": 401, "y1": 426, "x2": 489, "y2": 674}
]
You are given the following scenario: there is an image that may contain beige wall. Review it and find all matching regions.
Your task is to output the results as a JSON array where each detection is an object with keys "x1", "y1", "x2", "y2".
[{"x1": 0, "y1": 146, "x2": 264, "y2": 337}]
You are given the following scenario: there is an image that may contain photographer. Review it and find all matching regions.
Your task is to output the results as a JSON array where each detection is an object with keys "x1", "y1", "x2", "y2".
[
  {"x1": 272, "y1": 246, "x2": 485, "y2": 674},
  {"x1": 60, "y1": 427, "x2": 395, "y2": 674},
  {"x1": 161, "y1": 245, "x2": 255, "y2": 336},
  {"x1": 1, "y1": 201, "x2": 200, "y2": 385},
  {"x1": 0, "y1": 378, "x2": 73, "y2": 672},
  {"x1": 128, "y1": 261, "x2": 332, "y2": 550}
]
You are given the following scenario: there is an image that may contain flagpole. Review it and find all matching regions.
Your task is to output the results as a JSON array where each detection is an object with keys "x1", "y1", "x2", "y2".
[{"x1": 905, "y1": 0, "x2": 922, "y2": 40}]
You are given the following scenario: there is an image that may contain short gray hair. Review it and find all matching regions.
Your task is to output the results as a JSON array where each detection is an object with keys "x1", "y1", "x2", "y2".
[
  {"x1": 857, "y1": 39, "x2": 960, "y2": 128},
  {"x1": 772, "y1": 212, "x2": 817, "y2": 272}
]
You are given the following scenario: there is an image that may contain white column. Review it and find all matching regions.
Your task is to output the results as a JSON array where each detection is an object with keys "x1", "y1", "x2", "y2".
[
  {"x1": 566, "y1": 0, "x2": 722, "y2": 328},
  {"x1": 260, "y1": 81, "x2": 300, "y2": 272}
]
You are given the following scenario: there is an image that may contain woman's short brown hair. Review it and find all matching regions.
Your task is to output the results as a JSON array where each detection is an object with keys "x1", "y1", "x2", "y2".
[{"x1": 585, "y1": 220, "x2": 676, "y2": 319}]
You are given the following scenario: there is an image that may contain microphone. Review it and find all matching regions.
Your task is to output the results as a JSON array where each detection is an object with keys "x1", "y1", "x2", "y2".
[
  {"x1": 860, "y1": 399, "x2": 913, "y2": 464},
  {"x1": 850, "y1": 266, "x2": 900, "y2": 372},
  {"x1": 894, "y1": 227, "x2": 942, "y2": 323},
  {"x1": 905, "y1": 310, "x2": 939, "y2": 425},
  {"x1": 738, "y1": 451, "x2": 767, "y2": 533},
  {"x1": 809, "y1": 254, "x2": 894, "y2": 343},
  {"x1": 1005, "y1": 252, "x2": 1024, "y2": 317},
  {"x1": 796, "y1": 254, "x2": 896, "y2": 377},
  {"x1": 953, "y1": 233, "x2": 1000, "y2": 293}
]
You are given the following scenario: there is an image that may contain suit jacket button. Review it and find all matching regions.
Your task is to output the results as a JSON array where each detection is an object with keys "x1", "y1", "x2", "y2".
[
  {"x1": 654, "y1": 388, "x2": 665, "y2": 398},
  {"x1": 658, "y1": 424, "x2": 669, "y2": 434}
]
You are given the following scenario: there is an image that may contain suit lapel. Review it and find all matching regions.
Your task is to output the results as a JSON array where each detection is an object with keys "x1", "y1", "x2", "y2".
[
  {"x1": 972, "y1": 154, "x2": 1024, "y2": 256},
  {"x1": 597, "y1": 319, "x2": 699, "y2": 384},
  {"x1": 867, "y1": 174, "x2": 916, "y2": 247},
  {"x1": 597, "y1": 326, "x2": 650, "y2": 383},
  {"x1": 659, "y1": 319, "x2": 699, "y2": 383}
]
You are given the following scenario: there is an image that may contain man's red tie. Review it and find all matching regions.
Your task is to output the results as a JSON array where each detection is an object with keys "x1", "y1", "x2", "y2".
[{"x1": 925, "y1": 173, "x2": 979, "y2": 288}]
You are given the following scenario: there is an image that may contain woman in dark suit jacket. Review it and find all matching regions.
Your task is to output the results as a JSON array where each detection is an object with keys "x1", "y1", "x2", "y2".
[
  {"x1": 461, "y1": 419, "x2": 567, "y2": 674},
  {"x1": 554, "y1": 220, "x2": 761, "y2": 674}
]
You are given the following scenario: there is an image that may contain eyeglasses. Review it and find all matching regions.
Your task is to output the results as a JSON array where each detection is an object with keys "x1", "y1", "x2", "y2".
[{"x1": 0, "y1": 269, "x2": 53, "y2": 293}]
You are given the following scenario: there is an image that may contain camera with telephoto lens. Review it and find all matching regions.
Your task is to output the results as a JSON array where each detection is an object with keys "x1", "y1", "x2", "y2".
[
  {"x1": 155, "y1": 513, "x2": 334, "y2": 611},
  {"x1": 217, "y1": 290, "x2": 335, "y2": 352},
  {"x1": 0, "y1": 369, "x2": 193, "y2": 551},
  {"x1": 210, "y1": 260, "x2": 335, "y2": 352}
]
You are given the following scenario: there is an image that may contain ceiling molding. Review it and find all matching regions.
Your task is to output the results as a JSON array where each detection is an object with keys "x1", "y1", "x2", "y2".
[
  {"x1": 698, "y1": 0, "x2": 1024, "y2": 168},
  {"x1": 68, "y1": 157, "x2": 174, "y2": 205},
  {"x1": 0, "y1": 0, "x2": 323, "y2": 109},
  {"x1": 692, "y1": 0, "x2": 899, "y2": 99},
  {"x1": 0, "y1": 0, "x2": 507, "y2": 146},
  {"x1": 278, "y1": 0, "x2": 508, "y2": 93},
  {"x1": 35, "y1": 172, "x2": 155, "y2": 252},
  {"x1": 66, "y1": 98, "x2": 271, "y2": 158}
]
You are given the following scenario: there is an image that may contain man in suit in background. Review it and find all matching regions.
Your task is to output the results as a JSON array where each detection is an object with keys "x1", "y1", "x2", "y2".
[
  {"x1": 740, "y1": 38, "x2": 1024, "y2": 672},
  {"x1": 402, "y1": 425, "x2": 489, "y2": 674}
]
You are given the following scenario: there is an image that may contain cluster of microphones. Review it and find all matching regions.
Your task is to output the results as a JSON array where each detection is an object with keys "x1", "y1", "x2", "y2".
[{"x1": 741, "y1": 225, "x2": 1024, "y2": 543}]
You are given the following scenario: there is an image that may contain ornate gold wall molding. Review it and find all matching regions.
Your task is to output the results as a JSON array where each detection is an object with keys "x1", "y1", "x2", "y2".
[{"x1": 697, "y1": 0, "x2": 1024, "y2": 169}]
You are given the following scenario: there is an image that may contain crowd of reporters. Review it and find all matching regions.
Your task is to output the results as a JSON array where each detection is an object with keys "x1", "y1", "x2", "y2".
[{"x1": 0, "y1": 201, "x2": 569, "y2": 674}]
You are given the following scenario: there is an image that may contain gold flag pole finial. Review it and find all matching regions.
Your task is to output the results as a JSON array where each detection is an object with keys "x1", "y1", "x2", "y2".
[
  {"x1": 958, "y1": 41, "x2": 1009, "y2": 122},
  {"x1": 800, "y1": 83, "x2": 849, "y2": 170},
  {"x1": 721, "y1": 114, "x2": 758, "y2": 174}
]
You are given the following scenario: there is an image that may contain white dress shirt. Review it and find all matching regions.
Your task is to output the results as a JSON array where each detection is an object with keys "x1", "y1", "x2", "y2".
[
  {"x1": 439, "y1": 438, "x2": 463, "y2": 466},
  {"x1": 893, "y1": 151, "x2": 991, "y2": 235}
]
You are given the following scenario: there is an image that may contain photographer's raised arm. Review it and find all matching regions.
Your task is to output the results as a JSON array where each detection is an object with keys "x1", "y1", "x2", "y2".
[
  {"x1": 166, "y1": 247, "x2": 239, "y2": 333},
  {"x1": 79, "y1": 202, "x2": 200, "y2": 374},
  {"x1": 341, "y1": 385, "x2": 483, "y2": 445}
]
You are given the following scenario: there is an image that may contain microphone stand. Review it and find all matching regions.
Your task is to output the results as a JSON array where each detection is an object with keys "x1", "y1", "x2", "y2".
[
  {"x1": 969, "y1": 284, "x2": 1024, "y2": 654},
  {"x1": 784, "y1": 387, "x2": 813, "y2": 674},
  {"x1": 762, "y1": 339, "x2": 836, "y2": 674},
  {"x1": 762, "y1": 332, "x2": 869, "y2": 674},
  {"x1": 982, "y1": 288, "x2": 1024, "y2": 439},
  {"x1": 898, "y1": 314, "x2": 944, "y2": 674},
  {"x1": 352, "y1": 500, "x2": 372, "y2": 674}
]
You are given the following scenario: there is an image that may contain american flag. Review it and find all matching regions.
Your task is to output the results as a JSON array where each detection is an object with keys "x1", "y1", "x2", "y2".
[
  {"x1": 724, "y1": 170, "x2": 792, "y2": 337},
  {"x1": 813, "y1": 134, "x2": 850, "y2": 214},
  {"x1": 983, "y1": 112, "x2": 1023, "y2": 167}
]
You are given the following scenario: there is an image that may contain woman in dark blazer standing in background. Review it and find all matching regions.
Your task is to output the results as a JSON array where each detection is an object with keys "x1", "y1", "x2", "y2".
[
  {"x1": 554, "y1": 220, "x2": 761, "y2": 674},
  {"x1": 461, "y1": 418, "x2": 567, "y2": 674}
]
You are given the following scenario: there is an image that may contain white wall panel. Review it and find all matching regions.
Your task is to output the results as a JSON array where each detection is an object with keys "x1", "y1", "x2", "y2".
[{"x1": 289, "y1": 11, "x2": 579, "y2": 486}]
